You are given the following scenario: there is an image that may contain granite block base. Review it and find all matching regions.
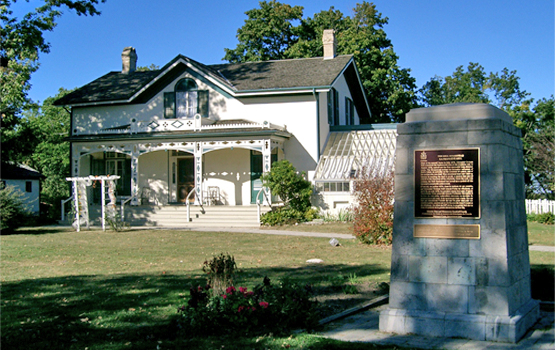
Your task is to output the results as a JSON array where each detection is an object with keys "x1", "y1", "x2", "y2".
[{"x1": 379, "y1": 299, "x2": 539, "y2": 343}]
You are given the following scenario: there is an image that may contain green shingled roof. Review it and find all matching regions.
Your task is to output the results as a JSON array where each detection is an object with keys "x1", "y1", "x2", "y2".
[{"x1": 54, "y1": 54, "x2": 354, "y2": 106}]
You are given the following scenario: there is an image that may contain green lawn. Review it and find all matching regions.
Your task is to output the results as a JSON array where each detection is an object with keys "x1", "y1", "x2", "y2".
[
  {"x1": 528, "y1": 221, "x2": 555, "y2": 246},
  {"x1": 2, "y1": 227, "x2": 392, "y2": 350},
  {"x1": 2, "y1": 224, "x2": 552, "y2": 349}
]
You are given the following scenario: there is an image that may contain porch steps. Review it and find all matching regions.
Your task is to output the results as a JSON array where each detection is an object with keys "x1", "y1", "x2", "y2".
[{"x1": 118, "y1": 205, "x2": 271, "y2": 228}]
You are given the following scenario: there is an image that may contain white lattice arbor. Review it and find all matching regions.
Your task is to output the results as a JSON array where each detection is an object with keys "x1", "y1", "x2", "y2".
[{"x1": 66, "y1": 175, "x2": 120, "y2": 231}]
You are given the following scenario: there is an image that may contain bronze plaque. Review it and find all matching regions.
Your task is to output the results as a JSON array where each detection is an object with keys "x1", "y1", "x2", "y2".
[
  {"x1": 414, "y1": 224, "x2": 480, "y2": 239},
  {"x1": 415, "y1": 148, "x2": 480, "y2": 218}
]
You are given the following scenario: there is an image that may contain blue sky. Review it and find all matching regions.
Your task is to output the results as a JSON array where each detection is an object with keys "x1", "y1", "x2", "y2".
[{"x1": 15, "y1": 0, "x2": 554, "y2": 104}]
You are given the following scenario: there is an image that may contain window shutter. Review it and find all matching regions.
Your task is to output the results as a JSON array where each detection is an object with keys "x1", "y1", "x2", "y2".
[
  {"x1": 333, "y1": 89, "x2": 339, "y2": 125},
  {"x1": 345, "y1": 97, "x2": 354, "y2": 125},
  {"x1": 198, "y1": 90, "x2": 209, "y2": 118},
  {"x1": 349, "y1": 99, "x2": 355, "y2": 125},
  {"x1": 164, "y1": 92, "x2": 175, "y2": 119},
  {"x1": 327, "y1": 90, "x2": 333, "y2": 125},
  {"x1": 345, "y1": 97, "x2": 349, "y2": 125},
  {"x1": 123, "y1": 159, "x2": 132, "y2": 196}
]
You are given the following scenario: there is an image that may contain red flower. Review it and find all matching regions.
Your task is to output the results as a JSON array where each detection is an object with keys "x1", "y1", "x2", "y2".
[
  {"x1": 237, "y1": 306, "x2": 245, "y2": 313},
  {"x1": 226, "y1": 286, "x2": 236, "y2": 294},
  {"x1": 239, "y1": 287, "x2": 247, "y2": 293},
  {"x1": 222, "y1": 294, "x2": 227, "y2": 299},
  {"x1": 259, "y1": 301, "x2": 269, "y2": 309}
]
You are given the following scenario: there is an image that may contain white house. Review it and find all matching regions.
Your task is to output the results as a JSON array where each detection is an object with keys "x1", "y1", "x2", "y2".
[
  {"x1": 54, "y1": 31, "x2": 396, "y2": 224},
  {"x1": 0, "y1": 163, "x2": 44, "y2": 215}
]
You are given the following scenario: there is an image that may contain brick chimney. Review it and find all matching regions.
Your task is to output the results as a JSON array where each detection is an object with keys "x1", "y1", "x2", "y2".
[
  {"x1": 323, "y1": 29, "x2": 336, "y2": 60},
  {"x1": 121, "y1": 47, "x2": 137, "y2": 74}
]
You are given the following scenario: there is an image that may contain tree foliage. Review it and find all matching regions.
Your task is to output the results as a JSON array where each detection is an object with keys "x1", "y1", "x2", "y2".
[
  {"x1": 1, "y1": 0, "x2": 105, "y2": 162},
  {"x1": 419, "y1": 62, "x2": 529, "y2": 109},
  {"x1": 520, "y1": 97, "x2": 554, "y2": 198},
  {"x1": 224, "y1": 1, "x2": 417, "y2": 123},
  {"x1": 27, "y1": 89, "x2": 72, "y2": 218},
  {"x1": 0, "y1": 183, "x2": 31, "y2": 233}
]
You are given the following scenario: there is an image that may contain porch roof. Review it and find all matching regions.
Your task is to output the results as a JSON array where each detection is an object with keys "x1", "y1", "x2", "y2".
[{"x1": 66, "y1": 122, "x2": 292, "y2": 142}]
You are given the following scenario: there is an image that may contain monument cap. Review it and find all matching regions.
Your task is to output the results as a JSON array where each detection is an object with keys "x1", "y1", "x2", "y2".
[{"x1": 406, "y1": 103, "x2": 512, "y2": 124}]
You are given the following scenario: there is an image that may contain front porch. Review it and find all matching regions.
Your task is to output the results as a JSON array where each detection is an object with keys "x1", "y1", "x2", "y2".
[{"x1": 71, "y1": 129, "x2": 288, "y2": 208}]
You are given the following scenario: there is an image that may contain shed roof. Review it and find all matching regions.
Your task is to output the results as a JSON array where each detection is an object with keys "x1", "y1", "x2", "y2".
[{"x1": 0, "y1": 163, "x2": 44, "y2": 180}]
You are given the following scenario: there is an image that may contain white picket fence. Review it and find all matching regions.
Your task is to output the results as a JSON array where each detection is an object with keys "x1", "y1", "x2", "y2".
[{"x1": 525, "y1": 199, "x2": 555, "y2": 215}]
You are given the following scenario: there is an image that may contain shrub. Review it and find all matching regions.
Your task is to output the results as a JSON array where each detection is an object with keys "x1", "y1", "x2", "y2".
[
  {"x1": 203, "y1": 253, "x2": 237, "y2": 296},
  {"x1": 261, "y1": 160, "x2": 312, "y2": 211},
  {"x1": 321, "y1": 208, "x2": 353, "y2": 222},
  {"x1": 0, "y1": 184, "x2": 31, "y2": 234},
  {"x1": 178, "y1": 277, "x2": 318, "y2": 337},
  {"x1": 261, "y1": 160, "x2": 313, "y2": 222},
  {"x1": 352, "y1": 169, "x2": 395, "y2": 245},
  {"x1": 527, "y1": 212, "x2": 554, "y2": 225}
]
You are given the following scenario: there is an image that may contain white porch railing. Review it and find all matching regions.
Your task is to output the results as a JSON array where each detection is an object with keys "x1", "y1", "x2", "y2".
[
  {"x1": 60, "y1": 197, "x2": 73, "y2": 222},
  {"x1": 186, "y1": 187, "x2": 204, "y2": 223},
  {"x1": 256, "y1": 187, "x2": 271, "y2": 223},
  {"x1": 526, "y1": 199, "x2": 555, "y2": 215},
  {"x1": 74, "y1": 116, "x2": 286, "y2": 136},
  {"x1": 120, "y1": 196, "x2": 136, "y2": 223}
]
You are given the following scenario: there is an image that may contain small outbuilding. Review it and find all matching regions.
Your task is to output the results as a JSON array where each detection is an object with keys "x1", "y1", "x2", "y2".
[{"x1": 0, "y1": 163, "x2": 44, "y2": 215}]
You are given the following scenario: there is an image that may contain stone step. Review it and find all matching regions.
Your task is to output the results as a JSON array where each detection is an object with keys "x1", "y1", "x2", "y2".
[{"x1": 93, "y1": 205, "x2": 271, "y2": 228}]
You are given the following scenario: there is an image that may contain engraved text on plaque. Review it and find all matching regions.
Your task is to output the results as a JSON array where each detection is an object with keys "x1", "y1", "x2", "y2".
[{"x1": 415, "y1": 148, "x2": 480, "y2": 218}]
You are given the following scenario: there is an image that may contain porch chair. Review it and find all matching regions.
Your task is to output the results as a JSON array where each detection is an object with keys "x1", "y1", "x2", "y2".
[
  {"x1": 140, "y1": 187, "x2": 151, "y2": 205},
  {"x1": 204, "y1": 186, "x2": 220, "y2": 206}
]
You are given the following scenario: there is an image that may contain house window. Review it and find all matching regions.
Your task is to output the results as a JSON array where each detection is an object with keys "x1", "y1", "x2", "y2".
[
  {"x1": 91, "y1": 153, "x2": 131, "y2": 200},
  {"x1": 26, "y1": 181, "x2": 32, "y2": 192},
  {"x1": 327, "y1": 88, "x2": 339, "y2": 126},
  {"x1": 315, "y1": 181, "x2": 350, "y2": 192},
  {"x1": 164, "y1": 78, "x2": 209, "y2": 119},
  {"x1": 345, "y1": 97, "x2": 354, "y2": 125}
]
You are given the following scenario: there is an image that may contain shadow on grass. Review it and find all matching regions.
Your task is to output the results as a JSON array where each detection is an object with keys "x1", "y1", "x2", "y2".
[
  {"x1": 2, "y1": 263, "x2": 388, "y2": 350},
  {"x1": 531, "y1": 264, "x2": 555, "y2": 302}
]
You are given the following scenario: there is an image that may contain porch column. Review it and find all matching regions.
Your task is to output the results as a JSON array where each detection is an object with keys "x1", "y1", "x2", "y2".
[
  {"x1": 131, "y1": 150, "x2": 139, "y2": 205},
  {"x1": 262, "y1": 139, "x2": 272, "y2": 204},
  {"x1": 72, "y1": 147, "x2": 80, "y2": 177},
  {"x1": 194, "y1": 142, "x2": 203, "y2": 205}
]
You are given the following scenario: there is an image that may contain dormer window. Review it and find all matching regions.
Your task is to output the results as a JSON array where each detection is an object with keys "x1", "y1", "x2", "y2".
[{"x1": 164, "y1": 78, "x2": 209, "y2": 119}]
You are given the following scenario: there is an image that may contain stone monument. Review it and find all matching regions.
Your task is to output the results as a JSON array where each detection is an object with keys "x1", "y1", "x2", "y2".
[{"x1": 379, "y1": 103, "x2": 539, "y2": 342}]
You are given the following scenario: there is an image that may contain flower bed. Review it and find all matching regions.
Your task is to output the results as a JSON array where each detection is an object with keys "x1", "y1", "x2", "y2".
[{"x1": 178, "y1": 277, "x2": 319, "y2": 336}]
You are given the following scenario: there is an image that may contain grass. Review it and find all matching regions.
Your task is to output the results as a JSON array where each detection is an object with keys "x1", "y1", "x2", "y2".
[
  {"x1": 2, "y1": 223, "x2": 553, "y2": 349},
  {"x1": 528, "y1": 221, "x2": 555, "y2": 246},
  {"x1": 2, "y1": 227, "x2": 391, "y2": 350},
  {"x1": 261, "y1": 222, "x2": 354, "y2": 235}
]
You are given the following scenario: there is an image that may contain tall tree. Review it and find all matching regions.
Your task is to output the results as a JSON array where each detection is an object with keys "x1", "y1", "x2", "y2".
[
  {"x1": 20, "y1": 88, "x2": 72, "y2": 219},
  {"x1": 1, "y1": 0, "x2": 105, "y2": 163},
  {"x1": 418, "y1": 62, "x2": 529, "y2": 109},
  {"x1": 520, "y1": 97, "x2": 554, "y2": 199},
  {"x1": 224, "y1": 1, "x2": 417, "y2": 123},
  {"x1": 223, "y1": 0, "x2": 303, "y2": 63}
]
